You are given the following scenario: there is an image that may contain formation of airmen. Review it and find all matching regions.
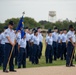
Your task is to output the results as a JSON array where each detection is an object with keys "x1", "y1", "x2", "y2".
[{"x1": 0, "y1": 21, "x2": 76, "y2": 73}]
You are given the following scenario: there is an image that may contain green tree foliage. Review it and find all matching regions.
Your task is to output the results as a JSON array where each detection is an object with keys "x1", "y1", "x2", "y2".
[
  {"x1": 0, "y1": 17, "x2": 76, "y2": 31},
  {"x1": 23, "y1": 17, "x2": 41, "y2": 28},
  {"x1": 39, "y1": 20, "x2": 76, "y2": 30},
  {"x1": 0, "y1": 17, "x2": 41, "y2": 31}
]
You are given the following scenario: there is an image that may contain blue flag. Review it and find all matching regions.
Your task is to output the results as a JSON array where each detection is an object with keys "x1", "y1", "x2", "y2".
[
  {"x1": 16, "y1": 16, "x2": 24, "y2": 31},
  {"x1": 21, "y1": 29, "x2": 25, "y2": 39},
  {"x1": 16, "y1": 16, "x2": 25, "y2": 39}
]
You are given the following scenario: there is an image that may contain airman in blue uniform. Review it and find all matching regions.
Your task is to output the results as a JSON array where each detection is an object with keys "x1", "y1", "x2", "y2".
[
  {"x1": 32, "y1": 30, "x2": 40, "y2": 64},
  {"x1": 3, "y1": 21, "x2": 16, "y2": 72},
  {"x1": 62, "y1": 29, "x2": 67, "y2": 60},
  {"x1": 37, "y1": 27, "x2": 43, "y2": 59},
  {"x1": 0, "y1": 27, "x2": 8, "y2": 66},
  {"x1": 14, "y1": 30, "x2": 21, "y2": 65},
  {"x1": 25, "y1": 27, "x2": 31, "y2": 59},
  {"x1": 45, "y1": 29, "x2": 53, "y2": 63},
  {"x1": 52, "y1": 27, "x2": 58, "y2": 60},
  {"x1": 18, "y1": 32, "x2": 26, "y2": 68},
  {"x1": 0, "y1": 30, "x2": 2, "y2": 66},
  {"x1": 58, "y1": 29, "x2": 63, "y2": 59},
  {"x1": 66, "y1": 25, "x2": 75, "y2": 67},
  {"x1": 30, "y1": 28, "x2": 35, "y2": 62}
]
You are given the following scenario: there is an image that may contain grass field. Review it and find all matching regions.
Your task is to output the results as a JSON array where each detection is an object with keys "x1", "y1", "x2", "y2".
[{"x1": 0, "y1": 38, "x2": 76, "y2": 70}]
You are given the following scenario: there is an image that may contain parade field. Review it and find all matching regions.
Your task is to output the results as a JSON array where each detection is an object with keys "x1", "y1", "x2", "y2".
[
  {"x1": 0, "y1": 0, "x2": 76, "y2": 75},
  {"x1": 0, "y1": 66, "x2": 76, "y2": 75},
  {"x1": 0, "y1": 38, "x2": 76, "y2": 70},
  {"x1": 0, "y1": 39, "x2": 76, "y2": 75}
]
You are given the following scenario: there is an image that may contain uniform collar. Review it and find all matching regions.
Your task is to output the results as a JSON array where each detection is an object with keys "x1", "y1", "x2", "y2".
[
  {"x1": 63, "y1": 33, "x2": 67, "y2": 35},
  {"x1": 8, "y1": 28, "x2": 13, "y2": 31},
  {"x1": 54, "y1": 32, "x2": 57, "y2": 34}
]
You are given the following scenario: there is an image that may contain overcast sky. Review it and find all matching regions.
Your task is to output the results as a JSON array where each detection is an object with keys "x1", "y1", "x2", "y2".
[{"x1": 0, "y1": 0, "x2": 76, "y2": 23}]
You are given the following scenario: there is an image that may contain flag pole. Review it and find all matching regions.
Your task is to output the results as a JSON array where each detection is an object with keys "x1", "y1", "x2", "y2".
[{"x1": 69, "y1": 47, "x2": 75, "y2": 66}]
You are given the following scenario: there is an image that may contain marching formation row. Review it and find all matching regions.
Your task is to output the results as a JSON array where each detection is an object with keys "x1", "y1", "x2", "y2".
[{"x1": 0, "y1": 21, "x2": 76, "y2": 73}]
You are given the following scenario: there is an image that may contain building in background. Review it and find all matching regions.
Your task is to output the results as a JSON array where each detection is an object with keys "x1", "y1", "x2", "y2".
[{"x1": 48, "y1": 11, "x2": 56, "y2": 23}]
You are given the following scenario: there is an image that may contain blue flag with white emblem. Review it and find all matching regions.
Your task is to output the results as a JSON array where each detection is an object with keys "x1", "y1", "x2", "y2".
[{"x1": 16, "y1": 16, "x2": 25, "y2": 39}]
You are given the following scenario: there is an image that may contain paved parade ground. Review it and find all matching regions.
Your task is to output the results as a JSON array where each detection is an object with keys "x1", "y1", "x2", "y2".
[{"x1": 0, "y1": 65, "x2": 76, "y2": 75}]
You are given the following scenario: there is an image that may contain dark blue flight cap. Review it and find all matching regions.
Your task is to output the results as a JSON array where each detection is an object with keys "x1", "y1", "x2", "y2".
[
  {"x1": 9, "y1": 21, "x2": 14, "y2": 26},
  {"x1": 37, "y1": 27, "x2": 41, "y2": 30},
  {"x1": 25, "y1": 27, "x2": 29, "y2": 29},
  {"x1": 4, "y1": 26, "x2": 8, "y2": 29},
  {"x1": 34, "y1": 29, "x2": 38, "y2": 34},
  {"x1": 69, "y1": 25, "x2": 74, "y2": 29},
  {"x1": 32, "y1": 28, "x2": 35, "y2": 32},
  {"x1": 54, "y1": 27, "x2": 58, "y2": 30},
  {"x1": 47, "y1": 29, "x2": 52, "y2": 33}
]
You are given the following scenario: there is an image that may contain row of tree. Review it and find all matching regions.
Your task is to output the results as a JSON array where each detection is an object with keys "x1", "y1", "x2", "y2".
[{"x1": 0, "y1": 17, "x2": 76, "y2": 31}]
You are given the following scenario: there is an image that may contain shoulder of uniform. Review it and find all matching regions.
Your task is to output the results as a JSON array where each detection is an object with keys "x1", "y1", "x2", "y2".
[
  {"x1": 1, "y1": 32, "x2": 3, "y2": 35},
  {"x1": 58, "y1": 34, "x2": 60, "y2": 36},
  {"x1": 47, "y1": 36, "x2": 50, "y2": 39},
  {"x1": 33, "y1": 35, "x2": 35, "y2": 38},
  {"x1": 62, "y1": 34, "x2": 64, "y2": 36},
  {"x1": 12, "y1": 30, "x2": 15, "y2": 32},
  {"x1": 4, "y1": 29, "x2": 9, "y2": 34},
  {"x1": 5, "y1": 29, "x2": 8, "y2": 32},
  {"x1": 67, "y1": 31, "x2": 71, "y2": 34},
  {"x1": 52, "y1": 32, "x2": 54, "y2": 34}
]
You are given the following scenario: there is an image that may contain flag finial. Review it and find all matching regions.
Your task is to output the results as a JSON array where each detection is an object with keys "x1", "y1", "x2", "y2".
[{"x1": 22, "y1": 11, "x2": 25, "y2": 16}]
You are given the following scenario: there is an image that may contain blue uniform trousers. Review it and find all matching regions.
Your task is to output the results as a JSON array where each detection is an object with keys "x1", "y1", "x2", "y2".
[
  {"x1": 26, "y1": 41, "x2": 30, "y2": 58},
  {"x1": 66, "y1": 42, "x2": 74, "y2": 66},
  {"x1": 45, "y1": 44, "x2": 53, "y2": 63},
  {"x1": 53, "y1": 41, "x2": 58, "y2": 60},
  {"x1": 62, "y1": 42, "x2": 66, "y2": 60},
  {"x1": 18, "y1": 47, "x2": 26, "y2": 68},
  {"x1": 0, "y1": 44, "x2": 5, "y2": 66},
  {"x1": 32, "y1": 44, "x2": 39, "y2": 64},
  {"x1": 3, "y1": 43, "x2": 14, "y2": 71},
  {"x1": 14, "y1": 43, "x2": 18, "y2": 65},
  {"x1": 0, "y1": 44, "x2": 1, "y2": 66},
  {"x1": 58, "y1": 43, "x2": 62, "y2": 59},
  {"x1": 39, "y1": 42, "x2": 43, "y2": 59},
  {"x1": 29, "y1": 44, "x2": 33, "y2": 62}
]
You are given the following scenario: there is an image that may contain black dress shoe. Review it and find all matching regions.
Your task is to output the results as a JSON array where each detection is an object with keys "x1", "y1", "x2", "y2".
[
  {"x1": 10, "y1": 70, "x2": 17, "y2": 72},
  {"x1": 18, "y1": 67, "x2": 21, "y2": 69},
  {"x1": 3, "y1": 70, "x2": 9, "y2": 73},
  {"x1": 71, "y1": 65, "x2": 75, "y2": 67},
  {"x1": 66, "y1": 65, "x2": 71, "y2": 67}
]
